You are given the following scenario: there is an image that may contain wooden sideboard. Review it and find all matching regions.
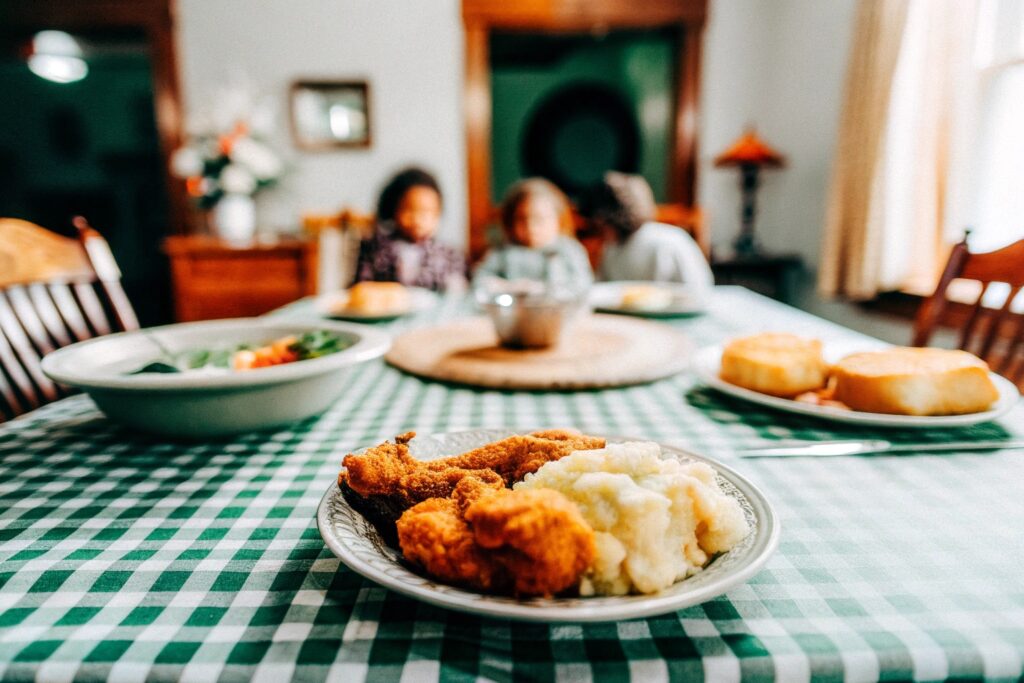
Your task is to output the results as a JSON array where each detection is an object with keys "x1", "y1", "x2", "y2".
[{"x1": 163, "y1": 235, "x2": 318, "y2": 321}]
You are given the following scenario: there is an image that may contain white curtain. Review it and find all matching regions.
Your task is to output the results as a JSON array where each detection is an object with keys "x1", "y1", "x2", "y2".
[
  {"x1": 821, "y1": 0, "x2": 980, "y2": 299},
  {"x1": 880, "y1": 0, "x2": 981, "y2": 294},
  {"x1": 819, "y1": 0, "x2": 911, "y2": 300}
]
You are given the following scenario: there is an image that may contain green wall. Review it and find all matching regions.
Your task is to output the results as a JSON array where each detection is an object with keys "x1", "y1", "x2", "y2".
[
  {"x1": 490, "y1": 30, "x2": 675, "y2": 204},
  {"x1": 0, "y1": 52, "x2": 172, "y2": 324},
  {"x1": 0, "y1": 54, "x2": 158, "y2": 203}
]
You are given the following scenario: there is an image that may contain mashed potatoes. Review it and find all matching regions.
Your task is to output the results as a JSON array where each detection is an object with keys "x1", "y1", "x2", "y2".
[{"x1": 515, "y1": 442, "x2": 749, "y2": 596}]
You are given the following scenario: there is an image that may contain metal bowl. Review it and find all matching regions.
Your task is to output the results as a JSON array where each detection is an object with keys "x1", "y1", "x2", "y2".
[{"x1": 477, "y1": 286, "x2": 588, "y2": 349}]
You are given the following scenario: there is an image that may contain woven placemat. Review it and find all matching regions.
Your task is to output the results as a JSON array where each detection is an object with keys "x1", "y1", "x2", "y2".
[{"x1": 385, "y1": 314, "x2": 693, "y2": 389}]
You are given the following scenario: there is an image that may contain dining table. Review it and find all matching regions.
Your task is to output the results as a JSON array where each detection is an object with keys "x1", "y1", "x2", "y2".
[{"x1": 0, "y1": 285, "x2": 1022, "y2": 683}]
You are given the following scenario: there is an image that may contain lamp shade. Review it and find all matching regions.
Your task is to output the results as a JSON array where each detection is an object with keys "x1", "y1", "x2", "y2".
[{"x1": 714, "y1": 128, "x2": 785, "y2": 168}]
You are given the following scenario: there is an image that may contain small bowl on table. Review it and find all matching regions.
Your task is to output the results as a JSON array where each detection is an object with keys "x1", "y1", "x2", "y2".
[{"x1": 475, "y1": 280, "x2": 589, "y2": 349}]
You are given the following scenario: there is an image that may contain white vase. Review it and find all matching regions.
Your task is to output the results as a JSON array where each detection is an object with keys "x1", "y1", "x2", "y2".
[{"x1": 213, "y1": 193, "x2": 256, "y2": 242}]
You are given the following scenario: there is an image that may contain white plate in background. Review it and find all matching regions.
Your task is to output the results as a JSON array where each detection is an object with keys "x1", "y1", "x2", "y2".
[
  {"x1": 589, "y1": 281, "x2": 706, "y2": 317},
  {"x1": 314, "y1": 286, "x2": 437, "y2": 322}
]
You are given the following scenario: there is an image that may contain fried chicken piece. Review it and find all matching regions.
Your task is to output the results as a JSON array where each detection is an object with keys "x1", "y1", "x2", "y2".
[
  {"x1": 397, "y1": 478, "x2": 596, "y2": 597},
  {"x1": 337, "y1": 434, "x2": 508, "y2": 548},
  {"x1": 341, "y1": 430, "x2": 605, "y2": 504},
  {"x1": 448, "y1": 472, "x2": 506, "y2": 511},
  {"x1": 340, "y1": 430, "x2": 604, "y2": 551},
  {"x1": 465, "y1": 486, "x2": 596, "y2": 597},
  {"x1": 394, "y1": 478, "x2": 506, "y2": 592}
]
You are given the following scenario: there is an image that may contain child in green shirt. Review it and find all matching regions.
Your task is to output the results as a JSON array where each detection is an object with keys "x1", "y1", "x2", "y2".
[{"x1": 473, "y1": 178, "x2": 594, "y2": 294}]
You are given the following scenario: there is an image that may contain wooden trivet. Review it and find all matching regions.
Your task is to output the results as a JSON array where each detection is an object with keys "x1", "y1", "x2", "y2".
[{"x1": 386, "y1": 314, "x2": 693, "y2": 390}]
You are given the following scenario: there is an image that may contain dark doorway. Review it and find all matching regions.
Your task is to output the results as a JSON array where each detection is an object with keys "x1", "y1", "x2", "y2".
[{"x1": 0, "y1": 28, "x2": 172, "y2": 325}]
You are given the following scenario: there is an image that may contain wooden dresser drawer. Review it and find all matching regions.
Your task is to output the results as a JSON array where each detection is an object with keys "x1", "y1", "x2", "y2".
[
  {"x1": 186, "y1": 254, "x2": 303, "y2": 282},
  {"x1": 164, "y1": 235, "x2": 318, "y2": 321}
]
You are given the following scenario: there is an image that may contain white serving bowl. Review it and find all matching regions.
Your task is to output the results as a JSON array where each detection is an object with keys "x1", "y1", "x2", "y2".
[{"x1": 41, "y1": 318, "x2": 390, "y2": 438}]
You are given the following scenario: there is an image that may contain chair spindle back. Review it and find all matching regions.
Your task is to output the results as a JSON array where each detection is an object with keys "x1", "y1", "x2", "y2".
[
  {"x1": 912, "y1": 237, "x2": 1024, "y2": 387},
  {"x1": 0, "y1": 217, "x2": 139, "y2": 421}
]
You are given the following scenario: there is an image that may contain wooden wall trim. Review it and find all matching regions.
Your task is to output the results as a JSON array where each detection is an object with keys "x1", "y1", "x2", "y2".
[
  {"x1": 3, "y1": 0, "x2": 170, "y2": 27},
  {"x1": 462, "y1": 0, "x2": 707, "y2": 26},
  {"x1": 461, "y1": 0, "x2": 708, "y2": 260},
  {"x1": 464, "y1": 23, "x2": 492, "y2": 261},
  {"x1": 670, "y1": 22, "x2": 703, "y2": 206}
]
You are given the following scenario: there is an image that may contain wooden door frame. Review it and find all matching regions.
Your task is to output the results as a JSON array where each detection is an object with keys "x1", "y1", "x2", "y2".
[
  {"x1": 2, "y1": 0, "x2": 190, "y2": 233},
  {"x1": 462, "y1": 0, "x2": 707, "y2": 260}
]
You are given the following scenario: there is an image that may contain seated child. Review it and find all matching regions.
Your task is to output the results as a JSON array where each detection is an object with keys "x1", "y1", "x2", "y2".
[
  {"x1": 356, "y1": 167, "x2": 466, "y2": 291},
  {"x1": 582, "y1": 172, "x2": 713, "y2": 295},
  {"x1": 473, "y1": 178, "x2": 593, "y2": 293}
]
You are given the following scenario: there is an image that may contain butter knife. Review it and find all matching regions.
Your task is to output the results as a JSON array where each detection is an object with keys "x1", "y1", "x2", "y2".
[{"x1": 738, "y1": 439, "x2": 1024, "y2": 458}]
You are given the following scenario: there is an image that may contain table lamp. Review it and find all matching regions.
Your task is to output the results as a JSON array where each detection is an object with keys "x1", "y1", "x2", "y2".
[{"x1": 714, "y1": 128, "x2": 785, "y2": 257}]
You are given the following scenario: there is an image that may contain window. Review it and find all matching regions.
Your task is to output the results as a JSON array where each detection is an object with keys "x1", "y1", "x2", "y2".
[{"x1": 953, "y1": 0, "x2": 1024, "y2": 252}]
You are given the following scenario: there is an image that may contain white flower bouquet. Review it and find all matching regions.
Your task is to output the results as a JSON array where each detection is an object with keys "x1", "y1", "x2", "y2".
[{"x1": 170, "y1": 121, "x2": 283, "y2": 210}]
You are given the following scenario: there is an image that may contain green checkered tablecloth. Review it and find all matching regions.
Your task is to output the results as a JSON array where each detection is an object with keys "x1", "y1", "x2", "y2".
[{"x1": 1, "y1": 286, "x2": 1022, "y2": 683}]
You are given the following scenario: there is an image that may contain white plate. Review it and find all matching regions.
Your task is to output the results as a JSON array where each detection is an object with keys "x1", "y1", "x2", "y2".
[
  {"x1": 692, "y1": 344, "x2": 1021, "y2": 428},
  {"x1": 589, "y1": 281, "x2": 706, "y2": 317},
  {"x1": 313, "y1": 286, "x2": 437, "y2": 322},
  {"x1": 317, "y1": 429, "x2": 780, "y2": 622}
]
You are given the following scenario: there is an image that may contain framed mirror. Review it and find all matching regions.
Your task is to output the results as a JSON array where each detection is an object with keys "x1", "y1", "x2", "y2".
[{"x1": 289, "y1": 80, "x2": 371, "y2": 150}]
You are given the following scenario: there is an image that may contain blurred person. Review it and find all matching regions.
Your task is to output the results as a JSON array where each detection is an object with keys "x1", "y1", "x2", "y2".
[
  {"x1": 581, "y1": 172, "x2": 713, "y2": 294},
  {"x1": 356, "y1": 167, "x2": 466, "y2": 291},
  {"x1": 473, "y1": 178, "x2": 593, "y2": 292}
]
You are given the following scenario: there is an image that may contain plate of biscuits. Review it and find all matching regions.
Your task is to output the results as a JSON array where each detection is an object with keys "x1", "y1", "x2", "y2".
[
  {"x1": 692, "y1": 333, "x2": 1020, "y2": 427},
  {"x1": 314, "y1": 282, "x2": 437, "y2": 322},
  {"x1": 317, "y1": 429, "x2": 779, "y2": 622}
]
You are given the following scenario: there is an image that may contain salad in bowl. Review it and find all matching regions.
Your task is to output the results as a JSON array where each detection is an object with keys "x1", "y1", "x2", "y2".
[{"x1": 42, "y1": 318, "x2": 390, "y2": 438}]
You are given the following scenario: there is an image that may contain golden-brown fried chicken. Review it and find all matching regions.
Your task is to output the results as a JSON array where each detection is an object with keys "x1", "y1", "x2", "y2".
[
  {"x1": 396, "y1": 477, "x2": 596, "y2": 597},
  {"x1": 340, "y1": 430, "x2": 605, "y2": 505},
  {"x1": 465, "y1": 486, "x2": 596, "y2": 596},
  {"x1": 392, "y1": 478, "x2": 505, "y2": 592},
  {"x1": 339, "y1": 430, "x2": 604, "y2": 552}
]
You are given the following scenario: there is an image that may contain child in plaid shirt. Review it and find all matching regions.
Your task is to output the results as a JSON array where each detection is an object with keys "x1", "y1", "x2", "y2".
[{"x1": 356, "y1": 167, "x2": 466, "y2": 291}]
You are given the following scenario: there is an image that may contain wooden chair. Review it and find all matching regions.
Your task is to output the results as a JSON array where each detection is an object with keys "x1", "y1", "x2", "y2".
[
  {"x1": 308, "y1": 208, "x2": 376, "y2": 291},
  {"x1": 0, "y1": 217, "x2": 139, "y2": 421},
  {"x1": 912, "y1": 236, "x2": 1024, "y2": 387}
]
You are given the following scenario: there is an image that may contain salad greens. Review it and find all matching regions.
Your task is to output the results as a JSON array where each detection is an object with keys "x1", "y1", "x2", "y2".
[
  {"x1": 130, "y1": 330, "x2": 354, "y2": 375},
  {"x1": 290, "y1": 330, "x2": 355, "y2": 360}
]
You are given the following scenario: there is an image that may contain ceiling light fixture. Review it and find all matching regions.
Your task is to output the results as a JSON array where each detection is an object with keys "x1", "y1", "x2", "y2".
[{"x1": 27, "y1": 30, "x2": 88, "y2": 84}]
